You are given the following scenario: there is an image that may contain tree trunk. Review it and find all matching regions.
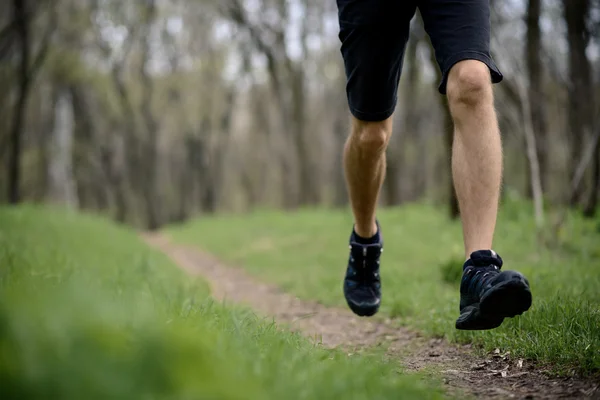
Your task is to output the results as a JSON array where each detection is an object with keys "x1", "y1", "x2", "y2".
[
  {"x1": 7, "y1": 0, "x2": 52, "y2": 204},
  {"x1": 194, "y1": 120, "x2": 211, "y2": 212},
  {"x1": 225, "y1": 0, "x2": 305, "y2": 208},
  {"x1": 583, "y1": 130, "x2": 599, "y2": 217},
  {"x1": 384, "y1": 153, "x2": 401, "y2": 205},
  {"x1": 176, "y1": 135, "x2": 198, "y2": 221},
  {"x1": 7, "y1": 0, "x2": 30, "y2": 204},
  {"x1": 100, "y1": 137, "x2": 128, "y2": 224},
  {"x1": 526, "y1": 0, "x2": 548, "y2": 196},
  {"x1": 201, "y1": 171, "x2": 217, "y2": 213},
  {"x1": 104, "y1": 22, "x2": 138, "y2": 224},
  {"x1": 570, "y1": 127, "x2": 600, "y2": 209},
  {"x1": 292, "y1": 66, "x2": 318, "y2": 206},
  {"x1": 212, "y1": 88, "x2": 236, "y2": 212},
  {"x1": 563, "y1": 0, "x2": 594, "y2": 206},
  {"x1": 551, "y1": 127, "x2": 600, "y2": 238},
  {"x1": 139, "y1": 0, "x2": 159, "y2": 230},
  {"x1": 516, "y1": 75, "x2": 544, "y2": 228},
  {"x1": 441, "y1": 98, "x2": 459, "y2": 218},
  {"x1": 200, "y1": 133, "x2": 217, "y2": 214},
  {"x1": 333, "y1": 115, "x2": 349, "y2": 208},
  {"x1": 70, "y1": 85, "x2": 107, "y2": 211},
  {"x1": 36, "y1": 83, "x2": 52, "y2": 202},
  {"x1": 47, "y1": 86, "x2": 78, "y2": 209},
  {"x1": 583, "y1": 43, "x2": 600, "y2": 218}
]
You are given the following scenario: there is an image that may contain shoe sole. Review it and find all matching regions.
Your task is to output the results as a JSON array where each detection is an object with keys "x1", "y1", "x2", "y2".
[
  {"x1": 480, "y1": 278, "x2": 532, "y2": 318},
  {"x1": 346, "y1": 299, "x2": 380, "y2": 317},
  {"x1": 456, "y1": 278, "x2": 532, "y2": 330}
]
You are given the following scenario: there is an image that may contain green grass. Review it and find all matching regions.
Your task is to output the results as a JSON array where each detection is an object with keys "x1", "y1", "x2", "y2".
[
  {"x1": 0, "y1": 205, "x2": 446, "y2": 399},
  {"x1": 167, "y1": 199, "x2": 600, "y2": 376}
]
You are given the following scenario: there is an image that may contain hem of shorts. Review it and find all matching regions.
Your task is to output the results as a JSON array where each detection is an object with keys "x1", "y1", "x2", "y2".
[
  {"x1": 438, "y1": 51, "x2": 504, "y2": 95},
  {"x1": 348, "y1": 103, "x2": 396, "y2": 122}
]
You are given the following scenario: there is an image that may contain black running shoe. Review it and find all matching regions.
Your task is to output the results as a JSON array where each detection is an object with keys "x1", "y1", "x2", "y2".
[
  {"x1": 343, "y1": 229, "x2": 383, "y2": 317},
  {"x1": 456, "y1": 250, "x2": 532, "y2": 330}
]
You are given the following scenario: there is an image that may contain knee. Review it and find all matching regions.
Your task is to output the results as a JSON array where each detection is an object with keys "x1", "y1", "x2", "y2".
[
  {"x1": 447, "y1": 60, "x2": 493, "y2": 108},
  {"x1": 350, "y1": 118, "x2": 392, "y2": 154}
]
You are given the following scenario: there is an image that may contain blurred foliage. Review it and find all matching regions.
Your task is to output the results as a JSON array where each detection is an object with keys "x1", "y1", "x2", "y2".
[
  {"x1": 439, "y1": 258, "x2": 464, "y2": 287},
  {"x1": 0, "y1": 0, "x2": 598, "y2": 228},
  {"x1": 0, "y1": 206, "x2": 445, "y2": 399}
]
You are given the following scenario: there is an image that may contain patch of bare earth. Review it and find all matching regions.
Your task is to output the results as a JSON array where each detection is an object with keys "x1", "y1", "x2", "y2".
[{"x1": 143, "y1": 233, "x2": 599, "y2": 400}]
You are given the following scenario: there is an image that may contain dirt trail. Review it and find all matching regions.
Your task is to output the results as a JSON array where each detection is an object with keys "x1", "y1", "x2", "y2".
[{"x1": 143, "y1": 233, "x2": 599, "y2": 400}]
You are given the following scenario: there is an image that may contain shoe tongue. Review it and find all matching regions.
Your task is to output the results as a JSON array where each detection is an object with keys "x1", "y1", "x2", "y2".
[{"x1": 466, "y1": 250, "x2": 503, "y2": 268}]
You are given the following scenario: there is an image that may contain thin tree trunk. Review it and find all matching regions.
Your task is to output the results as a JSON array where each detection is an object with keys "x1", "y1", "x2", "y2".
[
  {"x1": 292, "y1": 66, "x2": 317, "y2": 205},
  {"x1": 212, "y1": 88, "x2": 236, "y2": 212},
  {"x1": 101, "y1": 138, "x2": 128, "y2": 224},
  {"x1": 384, "y1": 150, "x2": 401, "y2": 205},
  {"x1": 195, "y1": 120, "x2": 211, "y2": 212},
  {"x1": 70, "y1": 85, "x2": 107, "y2": 211},
  {"x1": 7, "y1": 0, "x2": 53, "y2": 204},
  {"x1": 294, "y1": 10, "x2": 319, "y2": 206},
  {"x1": 47, "y1": 86, "x2": 78, "y2": 209},
  {"x1": 176, "y1": 135, "x2": 197, "y2": 221},
  {"x1": 441, "y1": 98, "x2": 459, "y2": 218},
  {"x1": 36, "y1": 83, "x2": 52, "y2": 202},
  {"x1": 570, "y1": 128, "x2": 600, "y2": 206},
  {"x1": 137, "y1": 0, "x2": 159, "y2": 229},
  {"x1": 333, "y1": 115, "x2": 349, "y2": 208},
  {"x1": 7, "y1": 0, "x2": 30, "y2": 204},
  {"x1": 583, "y1": 55, "x2": 600, "y2": 217},
  {"x1": 516, "y1": 75, "x2": 544, "y2": 229},
  {"x1": 563, "y1": 0, "x2": 594, "y2": 206},
  {"x1": 248, "y1": 88, "x2": 274, "y2": 208},
  {"x1": 526, "y1": 0, "x2": 548, "y2": 196},
  {"x1": 107, "y1": 29, "x2": 137, "y2": 224},
  {"x1": 583, "y1": 128, "x2": 600, "y2": 217},
  {"x1": 551, "y1": 127, "x2": 600, "y2": 240},
  {"x1": 139, "y1": 29, "x2": 159, "y2": 228}
]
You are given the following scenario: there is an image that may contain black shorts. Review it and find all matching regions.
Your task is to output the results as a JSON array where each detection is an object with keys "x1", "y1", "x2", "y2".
[{"x1": 337, "y1": 0, "x2": 503, "y2": 121}]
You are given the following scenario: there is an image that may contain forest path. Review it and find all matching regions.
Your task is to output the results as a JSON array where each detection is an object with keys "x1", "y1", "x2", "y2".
[{"x1": 143, "y1": 233, "x2": 599, "y2": 400}]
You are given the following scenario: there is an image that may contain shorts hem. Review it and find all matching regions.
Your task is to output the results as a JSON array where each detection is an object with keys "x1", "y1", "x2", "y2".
[
  {"x1": 348, "y1": 102, "x2": 396, "y2": 122},
  {"x1": 438, "y1": 51, "x2": 504, "y2": 95}
]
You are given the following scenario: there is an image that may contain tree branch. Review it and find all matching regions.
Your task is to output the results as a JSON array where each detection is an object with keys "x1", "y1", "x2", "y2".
[{"x1": 221, "y1": 0, "x2": 284, "y2": 104}]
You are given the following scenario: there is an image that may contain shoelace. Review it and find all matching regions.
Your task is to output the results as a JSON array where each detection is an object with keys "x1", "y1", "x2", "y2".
[
  {"x1": 349, "y1": 244, "x2": 381, "y2": 280},
  {"x1": 463, "y1": 264, "x2": 500, "y2": 295}
]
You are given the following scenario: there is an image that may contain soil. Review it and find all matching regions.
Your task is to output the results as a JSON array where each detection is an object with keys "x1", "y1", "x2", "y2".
[{"x1": 143, "y1": 233, "x2": 599, "y2": 400}]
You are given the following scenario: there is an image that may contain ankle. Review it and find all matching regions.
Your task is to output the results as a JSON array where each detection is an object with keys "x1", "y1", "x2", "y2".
[
  {"x1": 353, "y1": 221, "x2": 380, "y2": 244},
  {"x1": 464, "y1": 249, "x2": 502, "y2": 269},
  {"x1": 355, "y1": 220, "x2": 378, "y2": 235},
  {"x1": 465, "y1": 247, "x2": 493, "y2": 261}
]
